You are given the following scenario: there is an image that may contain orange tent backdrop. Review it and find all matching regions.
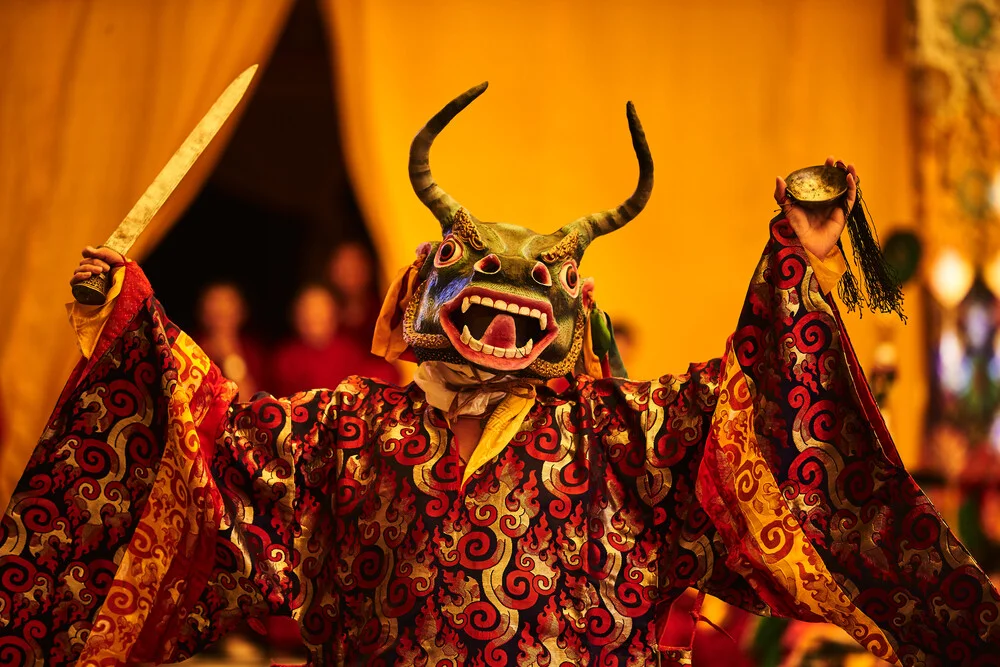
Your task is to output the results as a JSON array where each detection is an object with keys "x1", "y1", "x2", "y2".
[
  {"x1": 322, "y1": 0, "x2": 925, "y2": 461},
  {"x1": 0, "y1": 0, "x2": 293, "y2": 507}
]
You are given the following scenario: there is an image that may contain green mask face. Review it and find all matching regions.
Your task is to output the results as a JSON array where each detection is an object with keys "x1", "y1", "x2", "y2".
[{"x1": 402, "y1": 83, "x2": 653, "y2": 378}]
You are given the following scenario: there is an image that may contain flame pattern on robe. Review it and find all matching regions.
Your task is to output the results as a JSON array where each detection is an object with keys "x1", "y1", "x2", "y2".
[{"x1": 1, "y1": 219, "x2": 999, "y2": 666}]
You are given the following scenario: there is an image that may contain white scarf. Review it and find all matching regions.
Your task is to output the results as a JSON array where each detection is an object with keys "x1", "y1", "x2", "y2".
[{"x1": 412, "y1": 361, "x2": 512, "y2": 417}]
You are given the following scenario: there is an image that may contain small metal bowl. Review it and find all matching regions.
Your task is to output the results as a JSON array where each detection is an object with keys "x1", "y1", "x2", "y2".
[{"x1": 785, "y1": 165, "x2": 849, "y2": 209}]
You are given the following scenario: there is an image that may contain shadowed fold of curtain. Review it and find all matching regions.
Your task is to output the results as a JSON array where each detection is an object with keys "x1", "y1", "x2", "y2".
[{"x1": 0, "y1": 0, "x2": 294, "y2": 508}]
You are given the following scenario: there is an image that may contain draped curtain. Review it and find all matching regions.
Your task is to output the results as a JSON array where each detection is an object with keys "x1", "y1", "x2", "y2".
[
  {"x1": 0, "y1": 0, "x2": 293, "y2": 507},
  {"x1": 321, "y1": 0, "x2": 925, "y2": 461}
]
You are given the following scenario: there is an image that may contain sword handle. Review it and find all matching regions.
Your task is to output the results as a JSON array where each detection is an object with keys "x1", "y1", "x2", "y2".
[{"x1": 72, "y1": 271, "x2": 111, "y2": 306}]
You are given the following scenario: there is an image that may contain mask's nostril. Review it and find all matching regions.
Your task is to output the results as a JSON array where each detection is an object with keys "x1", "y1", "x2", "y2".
[
  {"x1": 532, "y1": 262, "x2": 552, "y2": 286},
  {"x1": 474, "y1": 254, "x2": 502, "y2": 274}
]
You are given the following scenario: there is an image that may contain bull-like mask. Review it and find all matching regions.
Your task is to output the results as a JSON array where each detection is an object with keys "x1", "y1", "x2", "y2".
[{"x1": 403, "y1": 82, "x2": 652, "y2": 378}]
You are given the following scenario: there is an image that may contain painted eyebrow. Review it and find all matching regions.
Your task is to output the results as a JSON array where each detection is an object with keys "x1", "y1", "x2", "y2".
[
  {"x1": 540, "y1": 231, "x2": 579, "y2": 263},
  {"x1": 450, "y1": 208, "x2": 486, "y2": 250}
]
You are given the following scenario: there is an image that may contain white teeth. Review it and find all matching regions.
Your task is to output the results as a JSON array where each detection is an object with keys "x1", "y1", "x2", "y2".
[
  {"x1": 465, "y1": 296, "x2": 547, "y2": 325},
  {"x1": 461, "y1": 325, "x2": 535, "y2": 360},
  {"x1": 461, "y1": 331, "x2": 516, "y2": 361},
  {"x1": 459, "y1": 294, "x2": 550, "y2": 359}
]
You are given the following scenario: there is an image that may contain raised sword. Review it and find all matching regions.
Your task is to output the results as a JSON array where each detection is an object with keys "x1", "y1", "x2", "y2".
[{"x1": 72, "y1": 64, "x2": 258, "y2": 305}]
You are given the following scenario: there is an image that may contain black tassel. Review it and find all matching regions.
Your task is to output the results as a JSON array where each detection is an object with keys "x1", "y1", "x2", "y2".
[
  {"x1": 837, "y1": 186, "x2": 906, "y2": 322},
  {"x1": 836, "y1": 238, "x2": 862, "y2": 311}
]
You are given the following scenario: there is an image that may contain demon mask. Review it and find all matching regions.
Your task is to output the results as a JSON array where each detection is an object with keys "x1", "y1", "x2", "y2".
[{"x1": 402, "y1": 82, "x2": 652, "y2": 378}]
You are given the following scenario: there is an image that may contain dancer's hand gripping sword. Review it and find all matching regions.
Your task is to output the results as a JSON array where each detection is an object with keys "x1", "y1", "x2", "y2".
[{"x1": 71, "y1": 65, "x2": 258, "y2": 305}]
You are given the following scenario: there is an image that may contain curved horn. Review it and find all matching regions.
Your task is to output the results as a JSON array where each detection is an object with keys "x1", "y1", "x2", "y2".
[
  {"x1": 561, "y1": 101, "x2": 653, "y2": 247},
  {"x1": 409, "y1": 82, "x2": 489, "y2": 228}
]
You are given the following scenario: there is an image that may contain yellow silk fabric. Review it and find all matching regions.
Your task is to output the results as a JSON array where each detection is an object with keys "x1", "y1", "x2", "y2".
[
  {"x1": 66, "y1": 267, "x2": 126, "y2": 360},
  {"x1": 322, "y1": 0, "x2": 923, "y2": 466},
  {"x1": 371, "y1": 259, "x2": 422, "y2": 362},
  {"x1": 0, "y1": 0, "x2": 293, "y2": 508},
  {"x1": 805, "y1": 246, "x2": 849, "y2": 296},
  {"x1": 463, "y1": 388, "x2": 537, "y2": 487},
  {"x1": 78, "y1": 330, "x2": 239, "y2": 665},
  {"x1": 708, "y1": 350, "x2": 899, "y2": 664}
]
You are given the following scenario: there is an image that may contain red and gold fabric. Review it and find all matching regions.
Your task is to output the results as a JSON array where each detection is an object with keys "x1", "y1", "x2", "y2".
[
  {"x1": 697, "y1": 220, "x2": 999, "y2": 664},
  {"x1": 1, "y1": 220, "x2": 998, "y2": 666},
  {"x1": 0, "y1": 263, "x2": 244, "y2": 665}
]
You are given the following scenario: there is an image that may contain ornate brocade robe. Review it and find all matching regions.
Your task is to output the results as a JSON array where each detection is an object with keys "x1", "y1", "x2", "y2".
[{"x1": 1, "y1": 219, "x2": 998, "y2": 666}]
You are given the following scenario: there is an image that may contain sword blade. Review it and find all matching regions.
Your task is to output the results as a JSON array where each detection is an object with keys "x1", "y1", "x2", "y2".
[{"x1": 103, "y1": 64, "x2": 258, "y2": 254}]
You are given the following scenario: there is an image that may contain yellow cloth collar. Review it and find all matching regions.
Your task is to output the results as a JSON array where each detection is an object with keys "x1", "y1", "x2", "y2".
[{"x1": 466, "y1": 389, "x2": 535, "y2": 486}]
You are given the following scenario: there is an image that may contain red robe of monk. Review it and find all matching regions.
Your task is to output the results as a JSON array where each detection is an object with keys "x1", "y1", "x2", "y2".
[{"x1": 272, "y1": 335, "x2": 399, "y2": 397}]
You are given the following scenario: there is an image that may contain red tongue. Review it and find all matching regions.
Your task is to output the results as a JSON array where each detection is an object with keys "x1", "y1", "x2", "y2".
[{"x1": 481, "y1": 314, "x2": 517, "y2": 348}]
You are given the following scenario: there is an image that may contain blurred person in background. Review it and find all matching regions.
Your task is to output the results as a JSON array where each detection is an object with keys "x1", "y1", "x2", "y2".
[
  {"x1": 194, "y1": 282, "x2": 268, "y2": 399},
  {"x1": 272, "y1": 283, "x2": 397, "y2": 396},
  {"x1": 326, "y1": 240, "x2": 381, "y2": 345}
]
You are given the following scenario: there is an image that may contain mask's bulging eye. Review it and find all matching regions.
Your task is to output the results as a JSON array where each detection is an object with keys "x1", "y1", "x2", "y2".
[
  {"x1": 560, "y1": 261, "x2": 580, "y2": 297},
  {"x1": 474, "y1": 254, "x2": 502, "y2": 274},
  {"x1": 531, "y1": 262, "x2": 552, "y2": 286},
  {"x1": 435, "y1": 236, "x2": 464, "y2": 268}
]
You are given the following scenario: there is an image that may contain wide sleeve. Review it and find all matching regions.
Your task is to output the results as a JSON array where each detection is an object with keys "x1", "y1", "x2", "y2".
[
  {"x1": 696, "y1": 217, "x2": 1000, "y2": 664},
  {"x1": 0, "y1": 263, "x2": 350, "y2": 667}
]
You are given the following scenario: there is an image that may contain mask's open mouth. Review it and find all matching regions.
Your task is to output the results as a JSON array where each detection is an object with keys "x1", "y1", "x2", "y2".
[{"x1": 439, "y1": 287, "x2": 559, "y2": 370}]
